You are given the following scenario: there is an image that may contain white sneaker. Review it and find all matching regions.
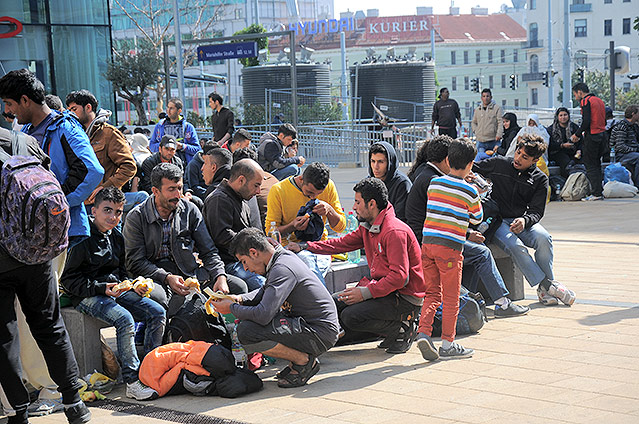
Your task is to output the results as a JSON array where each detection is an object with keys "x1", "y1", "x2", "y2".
[
  {"x1": 27, "y1": 398, "x2": 64, "y2": 416},
  {"x1": 126, "y1": 380, "x2": 158, "y2": 401},
  {"x1": 537, "y1": 285, "x2": 559, "y2": 306},
  {"x1": 547, "y1": 281, "x2": 576, "y2": 306}
]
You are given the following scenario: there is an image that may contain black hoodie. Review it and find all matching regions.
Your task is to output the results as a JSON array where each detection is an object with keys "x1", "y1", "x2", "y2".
[
  {"x1": 368, "y1": 141, "x2": 412, "y2": 223},
  {"x1": 497, "y1": 113, "x2": 520, "y2": 156}
]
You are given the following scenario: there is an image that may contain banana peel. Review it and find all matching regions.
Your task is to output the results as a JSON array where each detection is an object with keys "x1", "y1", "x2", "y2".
[
  {"x1": 78, "y1": 375, "x2": 109, "y2": 402},
  {"x1": 203, "y1": 287, "x2": 237, "y2": 317}
]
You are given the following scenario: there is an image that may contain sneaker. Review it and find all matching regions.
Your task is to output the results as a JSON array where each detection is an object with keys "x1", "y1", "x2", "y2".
[
  {"x1": 537, "y1": 285, "x2": 559, "y2": 306},
  {"x1": 415, "y1": 333, "x2": 439, "y2": 361},
  {"x1": 63, "y1": 401, "x2": 91, "y2": 424},
  {"x1": 547, "y1": 281, "x2": 576, "y2": 306},
  {"x1": 494, "y1": 302, "x2": 530, "y2": 318},
  {"x1": 126, "y1": 380, "x2": 159, "y2": 401},
  {"x1": 27, "y1": 398, "x2": 64, "y2": 417},
  {"x1": 439, "y1": 342, "x2": 474, "y2": 359},
  {"x1": 581, "y1": 195, "x2": 604, "y2": 201}
]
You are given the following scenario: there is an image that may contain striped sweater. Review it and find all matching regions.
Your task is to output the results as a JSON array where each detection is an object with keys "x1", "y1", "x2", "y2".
[{"x1": 422, "y1": 174, "x2": 483, "y2": 251}]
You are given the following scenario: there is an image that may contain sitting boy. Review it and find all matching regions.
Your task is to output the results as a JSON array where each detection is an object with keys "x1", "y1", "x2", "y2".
[{"x1": 61, "y1": 187, "x2": 166, "y2": 400}]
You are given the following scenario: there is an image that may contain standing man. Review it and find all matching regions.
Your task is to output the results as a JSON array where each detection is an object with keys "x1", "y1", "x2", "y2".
[
  {"x1": 572, "y1": 82, "x2": 607, "y2": 201},
  {"x1": 609, "y1": 105, "x2": 639, "y2": 188},
  {"x1": 209, "y1": 93, "x2": 234, "y2": 146},
  {"x1": 257, "y1": 123, "x2": 305, "y2": 180},
  {"x1": 471, "y1": 88, "x2": 503, "y2": 156},
  {"x1": 431, "y1": 88, "x2": 463, "y2": 138},
  {"x1": 149, "y1": 98, "x2": 200, "y2": 164},
  {"x1": 369, "y1": 141, "x2": 412, "y2": 223}
]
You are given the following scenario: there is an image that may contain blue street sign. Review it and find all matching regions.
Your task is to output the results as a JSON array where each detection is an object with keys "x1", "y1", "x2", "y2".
[{"x1": 197, "y1": 41, "x2": 258, "y2": 61}]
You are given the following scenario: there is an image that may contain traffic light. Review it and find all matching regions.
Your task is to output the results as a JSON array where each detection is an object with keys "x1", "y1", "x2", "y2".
[
  {"x1": 509, "y1": 74, "x2": 517, "y2": 90},
  {"x1": 576, "y1": 68, "x2": 585, "y2": 83},
  {"x1": 542, "y1": 71, "x2": 549, "y2": 87},
  {"x1": 470, "y1": 77, "x2": 480, "y2": 93}
]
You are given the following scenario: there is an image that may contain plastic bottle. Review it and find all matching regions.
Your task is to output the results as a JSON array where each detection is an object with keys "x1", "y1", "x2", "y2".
[
  {"x1": 346, "y1": 212, "x2": 361, "y2": 263},
  {"x1": 477, "y1": 217, "x2": 493, "y2": 234},
  {"x1": 268, "y1": 221, "x2": 281, "y2": 245},
  {"x1": 230, "y1": 321, "x2": 247, "y2": 367},
  {"x1": 610, "y1": 146, "x2": 616, "y2": 163}
]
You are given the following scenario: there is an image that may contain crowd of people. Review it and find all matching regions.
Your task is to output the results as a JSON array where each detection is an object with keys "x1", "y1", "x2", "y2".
[{"x1": 0, "y1": 67, "x2": 635, "y2": 424}]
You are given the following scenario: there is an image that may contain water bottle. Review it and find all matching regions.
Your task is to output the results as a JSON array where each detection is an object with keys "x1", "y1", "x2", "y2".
[
  {"x1": 610, "y1": 146, "x2": 616, "y2": 163},
  {"x1": 477, "y1": 217, "x2": 493, "y2": 234},
  {"x1": 268, "y1": 221, "x2": 281, "y2": 245},
  {"x1": 230, "y1": 321, "x2": 247, "y2": 367},
  {"x1": 346, "y1": 212, "x2": 361, "y2": 264}
]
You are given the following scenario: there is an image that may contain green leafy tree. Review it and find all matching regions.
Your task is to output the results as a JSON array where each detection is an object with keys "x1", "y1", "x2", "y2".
[
  {"x1": 233, "y1": 24, "x2": 268, "y2": 67},
  {"x1": 557, "y1": 69, "x2": 633, "y2": 109}
]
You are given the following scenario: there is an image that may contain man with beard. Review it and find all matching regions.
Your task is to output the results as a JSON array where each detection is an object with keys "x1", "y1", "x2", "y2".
[{"x1": 140, "y1": 135, "x2": 183, "y2": 193}]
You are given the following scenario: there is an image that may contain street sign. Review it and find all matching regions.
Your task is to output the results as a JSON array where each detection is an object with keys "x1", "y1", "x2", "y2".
[{"x1": 197, "y1": 41, "x2": 258, "y2": 61}]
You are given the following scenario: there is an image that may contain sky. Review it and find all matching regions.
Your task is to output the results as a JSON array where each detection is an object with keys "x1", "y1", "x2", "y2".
[{"x1": 336, "y1": 0, "x2": 511, "y2": 17}]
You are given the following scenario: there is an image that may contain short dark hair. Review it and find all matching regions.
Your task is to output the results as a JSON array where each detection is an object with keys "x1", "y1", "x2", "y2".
[
  {"x1": 232, "y1": 228, "x2": 272, "y2": 256},
  {"x1": 516, "y1": 135, "x2": 547, "y2": 159},
  {"x1": 151, "y1": 162, "x2": 183, "y2": 189},
  {"x1": 481, "y1": 88, "x2": 492, "y2": 96},
  {"x1": 133, "y1": 127, "x2": 145, "y2": 134},
  {"x1": 231, "y1": 128, "x2": 251, "y2": 145},
  {"x1": 233, "y1": 147, "x2": 257, "y2": 163},
  {"x1": 45, "y1": 94, "x2": 64, "y2": 111},
  {"x1": 277, "y1": 123, "x2": 297, "y2": 138},
  {"x1": 369, "y1": 143, "x2": 388, "y2": 159},
  {"x1": 439, "y1": 87, "x2": 448, "y2": 95},
  {"x1": 65, "y1": 89, "x2": 98, "y2": 112},
  {"x1": 353, "y1": 177, "x2": 388, "y2": 210},
  {"x1": 447, "y1": 138, "x2": 477, "y2": 170},
  {"x1": 168, "y1": 97, "x2": 183, "y2": 110},
  {"x1": 0, "y1": 69, "x2": 46, "y2": 104},
  {"x1": 428, "y1": 135, "x2": 452, "y2": 163},
  {"x1": 208, "y1": 92, "x2": 223, "y2": 104},
  {"x1": 205, "y1": 146, "x2": 232, "y2": 168},
  {"x1": 302, "y1": 162, "x2": 330, "y2": 190},
  {"x1": 624, "y1": 105, "x2": 638, "y2": 119},
  {"x1": 230, "y1": 159, "x2": 259, "y2": 182},
  {"x1": 94, "y1": 186, "x2": 126, "y2": 207},
  {"x1": 202, "y1": 140, "x2": 221, "y2": 155},
  {"x1": 572, "y1": 82, "x2": 589, "y2": 93}
]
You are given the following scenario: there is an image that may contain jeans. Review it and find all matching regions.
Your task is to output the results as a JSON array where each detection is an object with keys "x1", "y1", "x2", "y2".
[
  {"x1": 463, "y1": 241, "x2": 509, "y2": 301},
  {"x1": 477, "y1": 140, "x2": 498, "y2": 153},
  {"x1": 271, "y1": 164, "x2": 300, "y2": 181},
  {"x1": 296, "y1": 250, "x2": 331, "y2": 285},
  {"x1": 76, "y1": 291, "x2": 165, "y2": 384},
  {"x1": 583, "y1": 132, "x2": 607, "y2": 196},
  {"x1": 492, "y1": 218, "x2": 553, "y2": 287},
  {"x1": 225, "y1": 261, "x2": 265, "y2": 291},
  {"x1": 124, "y1": 191, "x2": 149, "y2": 215},
  {"x1": 618, "y1": 152, "x2": 639, "y2": 188},
  {"x1": 438, "y1": 127, "x2": 457, "y2": 138}
]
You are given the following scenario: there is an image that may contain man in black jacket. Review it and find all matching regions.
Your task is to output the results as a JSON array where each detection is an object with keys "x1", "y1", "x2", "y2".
[
  {"x1": 257, "y1": 123, "x2": 305, "y2": 180},
  {"x1": 140, "y1": 135, "x2": 183, "y2": 193},
  {"x1": 474, "y1": 135, "x2": 576, "y2": 306},
  {"x1": 201, "y1": 147, "x2": 232, "y2": 199},
  {"x1": 369, "y1": 141, "x2": 412, "y2": 223},
  {"x1": 610, "y1": 105, "x2": 639, "y2": 188},
  {"x1": 203, "y1": 159, "x2": 266, "y2": 291},
  {"x1": 209, "y1": 93, "x2": 234, "y2": 145},
  {"x1": 184, "y1": 140, "x2": 220, "y2": 201}
]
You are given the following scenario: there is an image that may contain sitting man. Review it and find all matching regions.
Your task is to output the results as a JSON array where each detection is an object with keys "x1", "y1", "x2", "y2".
[
  {"x1": 184, "y1": 140, "x2": 219, "y2": 201},
  {"x1": 204, "y1": 159, "x2": 266, "y2": 291},
  {"x1": 369, "y1": 141, "x2": 412, "y2": 223},
  {"x1": 61, "y1": 187, "x2": 165, "y2": 401},
  {"x1": 124, "y1": 163, "x2": 247, "y2": 316},
  {"x1": 211, "y1": 228, "x2": 339, "y2": 388},
  {"x1": 474, "y1": 135, "x2": 576, "y2": 306},
  {"x1": 289, "y1": 177, "x2": 426, "y2": 354},
  {"x1": 610, "y1": 105, "x2": 639, "y2": 188},
  {"x1": 201, "y1": 146, "x2": 233, "y2": 198},
  {"x1": 221, "y1": 128, "x2": 252, "y2": 152},
  {"x1": 266, "y1": 162, "x2": 346, "y2": 283},
  {"x1": 257, "y1": 123, "x2": 305, "y2": 180},
  {"x1": 140, "y1": 135, "x2": 183, "y2": 193}
]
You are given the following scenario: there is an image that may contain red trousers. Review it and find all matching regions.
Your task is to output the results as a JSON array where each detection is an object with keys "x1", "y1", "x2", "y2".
[{"x1": 417, "y1": 243, "x2": 463, "y2": 342}]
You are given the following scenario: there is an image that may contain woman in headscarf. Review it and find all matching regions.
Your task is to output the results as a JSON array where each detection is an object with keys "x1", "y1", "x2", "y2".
[
  {"x1": 506, "y1": 114, "x2": 549, "y2": 159},
  {"x1": 547, "y1": 107, "x2": 582, "y2": 178},
  {"x1": 497, "y1": 112, "x2": 520, "y2": 156}
]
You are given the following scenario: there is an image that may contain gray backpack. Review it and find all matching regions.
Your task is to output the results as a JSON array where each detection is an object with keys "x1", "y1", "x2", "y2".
[{"x1": 560, "y1": 172, "x2": 591, "y2": 201}]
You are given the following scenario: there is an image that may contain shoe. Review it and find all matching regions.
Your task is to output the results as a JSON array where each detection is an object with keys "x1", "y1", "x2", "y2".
[
  {"x1": 377, "y1": 336, "x2": 393, "y2": 349},
  {"x1": 581, "y1": 195, "x2": 604, "y2": 201},
  {"x1": 494, "y1": 302, "x2": 530, "y2": 318},
  {"x1": 537, "y1": 285, "x2": 559, "y2": 306},
  {"x1": 415, "y1": 333, "x2": 439, "y2": 361},
  {"x1": 547, "y1": 281, "x2": 576, "y2": 306},
  {"x1": 63, "y1": 401, "x2": 91, "y2": 424},
  {"x1": 439, "y1": 342, "x2": 474, "y2": 359},
  {"x1": 385, "y1": 319, "x2": 417, "y2": 354},
  {"x1": 277, "y1": 356, "x2": 320, "y2": 388},
  {"x1": 126, "y1": 380, "x2": 159, "y2": 401},
  {"x1": 27, "y1": 398, "x2": 64, "y2": 417}
]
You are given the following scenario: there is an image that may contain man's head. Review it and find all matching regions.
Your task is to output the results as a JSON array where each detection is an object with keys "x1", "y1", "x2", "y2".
[
  {"x1": 447, "y1": 138, "x2": 477, "y2": 174},
  {"x1": 624, "y1": 105, "x2": 639, "y2": 123},
  {"x1": 572, "y1": 82, "x2": 589, "y2": 102},
  {"x1": 208, "y1": 92, "x2": 223, "y2": 111},
  {"x1": 66, "y1": 89, "x2": 99, "y2": 127},
  {"x1": 228, "y1": 159, "x2": 264, "y2": 200},
  {"x1": 151, "y1": 163, "x2": 183, "y2": 213},
  {"x1": 45, "y1": 94, "x2": 64, "y2": 112},
  {"x1": 481, "y1": 88, "x2": 492, "y2": 106},
  {"x1": 276, "y1": 123, "x2": 297, "y2": 146},
  {"x1": 555, "y1": 107, "x2": 570, "y2": 125},
  {"x1": 232, "y1": 227, "x2": 275, "y2": 276},
  {"x1": 233, "y1": 146, "x2": 257, "y2": 163},
  {"x1": 202, "y1": 147, "x2": 232, "y2": 185},
  {"x1": 92, "y1": 187, "x2": 126, "y2": 233},
  {"x1": 513, "y1": 135, "x2": 547, "y2": 170},
  {"x1": 166, "y1": 97, "x2": 183, "y2": 122},
  {"x1": 300, "y1": 162, "x2": 330, "y2": 199},
  {"x1": 0, "y1": 69, "x2": 47, "y2": 125},
  {"x1": 369, "y1": 143, "x2": 389, "y2": 180},
  {"x1": 439, "y1": 87, "x2": 449, "y2": 101},
  {"x1": 159, "y1": 135, "x2": 177, "y2": 162},
  {"x1": 427, "y1": 135, "x2": 452, "y2": 173},
  {"x1": 353, "y1": 177, "x2": 388, "y2": 223},
  {"x1": 229, "y1": 128, "x2": 251, "y2": 152}
]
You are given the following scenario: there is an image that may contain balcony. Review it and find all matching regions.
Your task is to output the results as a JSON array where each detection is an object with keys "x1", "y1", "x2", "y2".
[
  {"x1": 570, "y1": 3, "x2": 592, "y2": 12},
  {"x1": 522, "y1": 39, "x2": 544, "y2": 49},
  {"x1": 521, "y1": 72, "x2": 544, "y2": 82}
]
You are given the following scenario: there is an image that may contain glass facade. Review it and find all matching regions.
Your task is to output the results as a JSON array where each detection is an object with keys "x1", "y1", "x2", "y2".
[{"x1": 0, "y1": 0, "x2": 114, "y2": 115}]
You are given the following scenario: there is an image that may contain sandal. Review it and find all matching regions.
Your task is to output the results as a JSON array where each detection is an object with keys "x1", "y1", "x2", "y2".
[
  {"x1": 276, "y1": 365, "x2": 292, "y2": 379},
  {"x1": 276, "y1": 356, "x2": 320, "y2": 388}
]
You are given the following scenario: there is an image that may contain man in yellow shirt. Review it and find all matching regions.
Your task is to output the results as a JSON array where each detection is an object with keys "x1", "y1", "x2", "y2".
[{"x1": 266, "y1": 162, "x2": 346, "y2": 283}]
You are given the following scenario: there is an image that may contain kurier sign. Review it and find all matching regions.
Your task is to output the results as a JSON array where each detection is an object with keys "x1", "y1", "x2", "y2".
[
  {"x1": 0, "y1": 16, "x2": 23, "y2": 39},
  {"x1": 197, "y1": 41, "x2": 258, "y2": 61}
]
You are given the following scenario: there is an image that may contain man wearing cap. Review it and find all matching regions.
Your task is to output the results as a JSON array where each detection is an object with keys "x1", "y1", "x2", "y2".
[{"x1": 140, "y1": 135, "x2": 184, "y2": 193}]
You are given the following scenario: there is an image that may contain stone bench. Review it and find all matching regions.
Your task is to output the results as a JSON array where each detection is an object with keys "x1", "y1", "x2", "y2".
[
  {"x1": 548, "y1": 163, "x2": 610, "y2": 177},
  {"x1": 60, "y1": 307, "x2": 110, "y2": 377}
]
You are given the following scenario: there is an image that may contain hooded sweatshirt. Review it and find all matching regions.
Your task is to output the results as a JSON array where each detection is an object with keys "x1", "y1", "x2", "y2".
[
  {"x1": 368, "y1": 141, "x2": 412, "y2": 223},
  {"x1": 507, "y1": 114, "x2": 550, "y2": 159},
  {"x1": 497, "y1": 113, "x2": 520, "y2": 156}
]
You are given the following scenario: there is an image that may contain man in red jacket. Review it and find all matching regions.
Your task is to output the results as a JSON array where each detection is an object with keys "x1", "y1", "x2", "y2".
[{"x1": 288, "y1": 177, "x2": 426, "y2": 354}]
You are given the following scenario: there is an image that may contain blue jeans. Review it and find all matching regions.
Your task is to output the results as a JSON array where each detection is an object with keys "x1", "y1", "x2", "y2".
[
  {"x1": 124, "y1": 191, "x2": 149, "y2": 214},
  {"x1": 75, "y1": 291, "x2": 166, "y2": 383},
  {"x1": 271, "y1": 164, "x2": 300, "y2": 181},
  {"x1": 225, "y1": 261, "x2": 265, "y2": 291},
  {"x1": 492, "y1": 218, "x2": 554, "y2": 287},
  {"x1": 462, "y1": 241, "x2": 509, "y2": 301},
  {"x1": 297, "y1": 250, "x2": 331, "y2": 285}
]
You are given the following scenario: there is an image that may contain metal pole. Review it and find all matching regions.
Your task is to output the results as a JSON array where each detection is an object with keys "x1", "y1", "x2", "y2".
[
  {"x1": 199, "y1": 61, "x2": 206, "y2": 122},
  {"x1": 430, "y1": 19, "x2": 435, "y2": 61},
  {"x1": 547, "y1": 0, "x2": 553, "y2": 108},
  {"x1": 340, "y1": 32, "x2": 348, "y2": 120},
  {"x1": 354, "y1": 64, "x2": 360, "y2": 164},
  {"x1": 290, "y1": 30, "x2": 298, "y2": 128},
  {"x1": 254, "y1": 0, "x2": 260, "y2": 26},
  {"x1": 172, "y1": 0, "x2": 186, "y2": 110},
  {"x1": 562, "y1": 0, "x2": 571, "y2": 107},
  {"x1": 610, "y1": 40, "x2": 615, "y2": 108},
  {"x1": 226, "y1": 59, "x2": 232, "y2": 106},
  {"x1": 163, "y1": 43, "x2": 171, "y2": 110}
]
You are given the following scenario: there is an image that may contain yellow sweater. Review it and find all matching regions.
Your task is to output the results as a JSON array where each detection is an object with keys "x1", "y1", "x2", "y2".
[{"x1": 265, "y1": 177, "x2": 346, "y2": 245}]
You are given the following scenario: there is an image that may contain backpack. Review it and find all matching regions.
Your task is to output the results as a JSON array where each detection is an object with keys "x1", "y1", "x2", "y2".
[
  {"x1": 432, "y1": 286, "x2": 487, "y2": 337},
  {"x1": 560, "y1": 172, "x2": 591, "y2": 201},
  {"x1": 603, "y1": 162, "x2": 631, "y2": 185},
  {"x1": 549, "y1": 175, "x2": 567, "y2": 202},
  {"x1": 164, "y1": 292, "x2": 232, "y2": 350},
  {"x1": 0, "y1": 130, "x2": 69, "y2": 265}
]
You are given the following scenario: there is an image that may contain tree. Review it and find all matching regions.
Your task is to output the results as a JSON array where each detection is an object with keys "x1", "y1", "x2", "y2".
[{"x1": 233, "y1": 24, "x2": 268, "y2": 67}]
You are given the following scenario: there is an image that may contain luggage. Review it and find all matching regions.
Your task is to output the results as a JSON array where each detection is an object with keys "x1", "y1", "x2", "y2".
[
  {"x1": 431, "y1": 286, "x2": 487, "y2": 337},
  {"x1": 560, "y1": 172, "x2": 591, "y2": 201}
]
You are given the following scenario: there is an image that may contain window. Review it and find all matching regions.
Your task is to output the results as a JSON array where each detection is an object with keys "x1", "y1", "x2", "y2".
[
  {"x1": 451, "y1": 51, "x2": 456, "y2": 65},
  {"x1": 623, "y1": 18, "x2": 631, "y2": 34},
  {"x1": 488, "y1": 50, "x2": 493, "y2": 63},
  {"x1": 234, "y1": 8, "x2": 243, "y2": 19},
  {"x1": 604, "y1": 0, "x2": 611, "y2": 3},
  {"x1": 529, "y1": 0, "x2": 536, "y2": 9},
  {"x1": 464, "y1": 51, "x2": 469, "y2": 64},
  {"x1": 529, "y1": 23, "x2": 538, "y2": 45},
  {"x1": 575, "y1": 50, "x2": 588, "y2": 68},
  {"x1": 623, "y1": 0, "x2": 630, "y2": 2},
  {"x1": 464, "y1": 76, "x2": 470, "y2": 90},
  {"x1": 623, "y1": 82, "x2": 631, "y2": 92},
  {"x1": 530, "y1": 54, "x2": 539, "y2": 73},
  {"x1": 502, "y1": 99, "x2": 507, "y2": 107},
  {"x1": 575, "y1": 19, "x2": 587, "y2": 37},
  {"x1": 573, "y1": 0, "x2": 584, "y2": 4},
  {"x1": 514, "y1": 49, "x2": 519, "y2": 62},
  {"x1": 452, "y1": 77, "x2": 457, "y2": 91},
  {"x1": 604, "y1": 19, "x2": 612, "y2": 36},
  {"x1": 489, "y1": 75, "x2": 494, "y2": 89},
  {"x1": 476, "y1": 50, "x2": 481, "y2": 63},
  {"x1": 514, "y1": 98, "x2": 519, "y2": 108},
  {"x1": 501, "y1": 74, "x2": 506, "y2": 88},
  {"x1": 501, "y1": 49, "x2": 506, "y2": 63},
  {"x1": 531, "y1": 88, "x2": 538, "y2": 106}
]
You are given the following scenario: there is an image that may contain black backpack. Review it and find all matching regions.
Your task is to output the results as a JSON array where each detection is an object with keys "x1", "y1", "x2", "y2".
[
  {"x1": 164, "y1": 292, "x2": 231, "y2": 350},
  {"x1": 431, "y1": 286, "x2": 487, "y2": 337}
]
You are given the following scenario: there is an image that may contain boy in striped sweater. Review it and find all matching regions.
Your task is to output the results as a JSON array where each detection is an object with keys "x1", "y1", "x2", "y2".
[{"x1": 416, "y1": 139, "x2": 483, "y2": 360}]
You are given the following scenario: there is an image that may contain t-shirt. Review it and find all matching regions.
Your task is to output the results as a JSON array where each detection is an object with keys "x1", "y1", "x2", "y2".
[
  {"x1": 432, "y1": 99, "x2": 460, "y2": 129},
  {"x1": 27, "y1": 112, "x2": 56, "y2": 144}
]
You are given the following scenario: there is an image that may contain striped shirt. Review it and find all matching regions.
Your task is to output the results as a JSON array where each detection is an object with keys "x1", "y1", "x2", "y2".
[{"x1": 422, "y1": 174, "x2": 483, "y2": 251}]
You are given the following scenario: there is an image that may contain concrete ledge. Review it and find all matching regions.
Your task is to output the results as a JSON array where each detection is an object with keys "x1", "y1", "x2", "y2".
[
  {"x1": 487, "y1": 243, "x2": 525, "y2": 301},
  {"x1": 61, "y1": 307, "x2": 110, "y2": 376}
]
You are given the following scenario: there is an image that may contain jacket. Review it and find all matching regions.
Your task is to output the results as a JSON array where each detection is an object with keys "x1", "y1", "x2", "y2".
[
  {"x1": 22, "y1": 111, "x2": 104, "y2": 238},
  {"x1": 139, "y1": 152, "x2": 184, "y2": 194},
  {"x1": 257, "y1": 132, "x2": 301, "y2": 172},
  {"x1": 498, "y1": 113, "x2": 520, "y2": 156},
  {"x1": 547, "y1": 121, "x2": 582, "y2": 157},
  {"x1": 307, "y1": 203, "x2": 425, "y2": 306},
  {"x1": 211, "y1": 106, "x2": 234, "y2": 142},
  {"x1": 123, "y1": 196, "x2": 226, "y2": 284},
  {"x1": 149, "y1": 117, "x2": 200, "y2": 163},
  {"x1": 184, "y1": 152, "x2": 207, "y2": 200},
  {"x1": 473, "y1": 156, "x2": 548, "y2": 229},
  {"x1": 405, "y1": 162, "x2": 445, "y2": 243},
  {"x1": 577, "y1": 93, "x2": 606, "y2": 136},
  {"x1": 202, "y1": 164, "x2": 231, "y2": 199},
  {"x1": 471, "y1": 101, "x2": 503, "y2": 142},
  {"x1": 368, "y1": 141, "x2": 412, "y2": 223},
  {"x1": 60, "y1": 219, "x2": 126, "y2": 307},
  {"x1": 610, "y1": 119, "x2": 639, "y2": 155}
]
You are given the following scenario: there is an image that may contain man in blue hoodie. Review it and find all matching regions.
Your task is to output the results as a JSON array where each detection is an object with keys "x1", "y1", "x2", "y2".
[
  {"x1": 149, "y1": 98, "x2": 200, "y2": 164},
  {"x1": 368, "y1": 141, "x2": 412, "y2": 223}
]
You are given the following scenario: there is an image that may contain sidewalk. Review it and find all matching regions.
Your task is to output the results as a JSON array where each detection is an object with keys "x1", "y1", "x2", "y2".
[{"x1": 28, "y1": 168, "x2": 639, "y2": 423}]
